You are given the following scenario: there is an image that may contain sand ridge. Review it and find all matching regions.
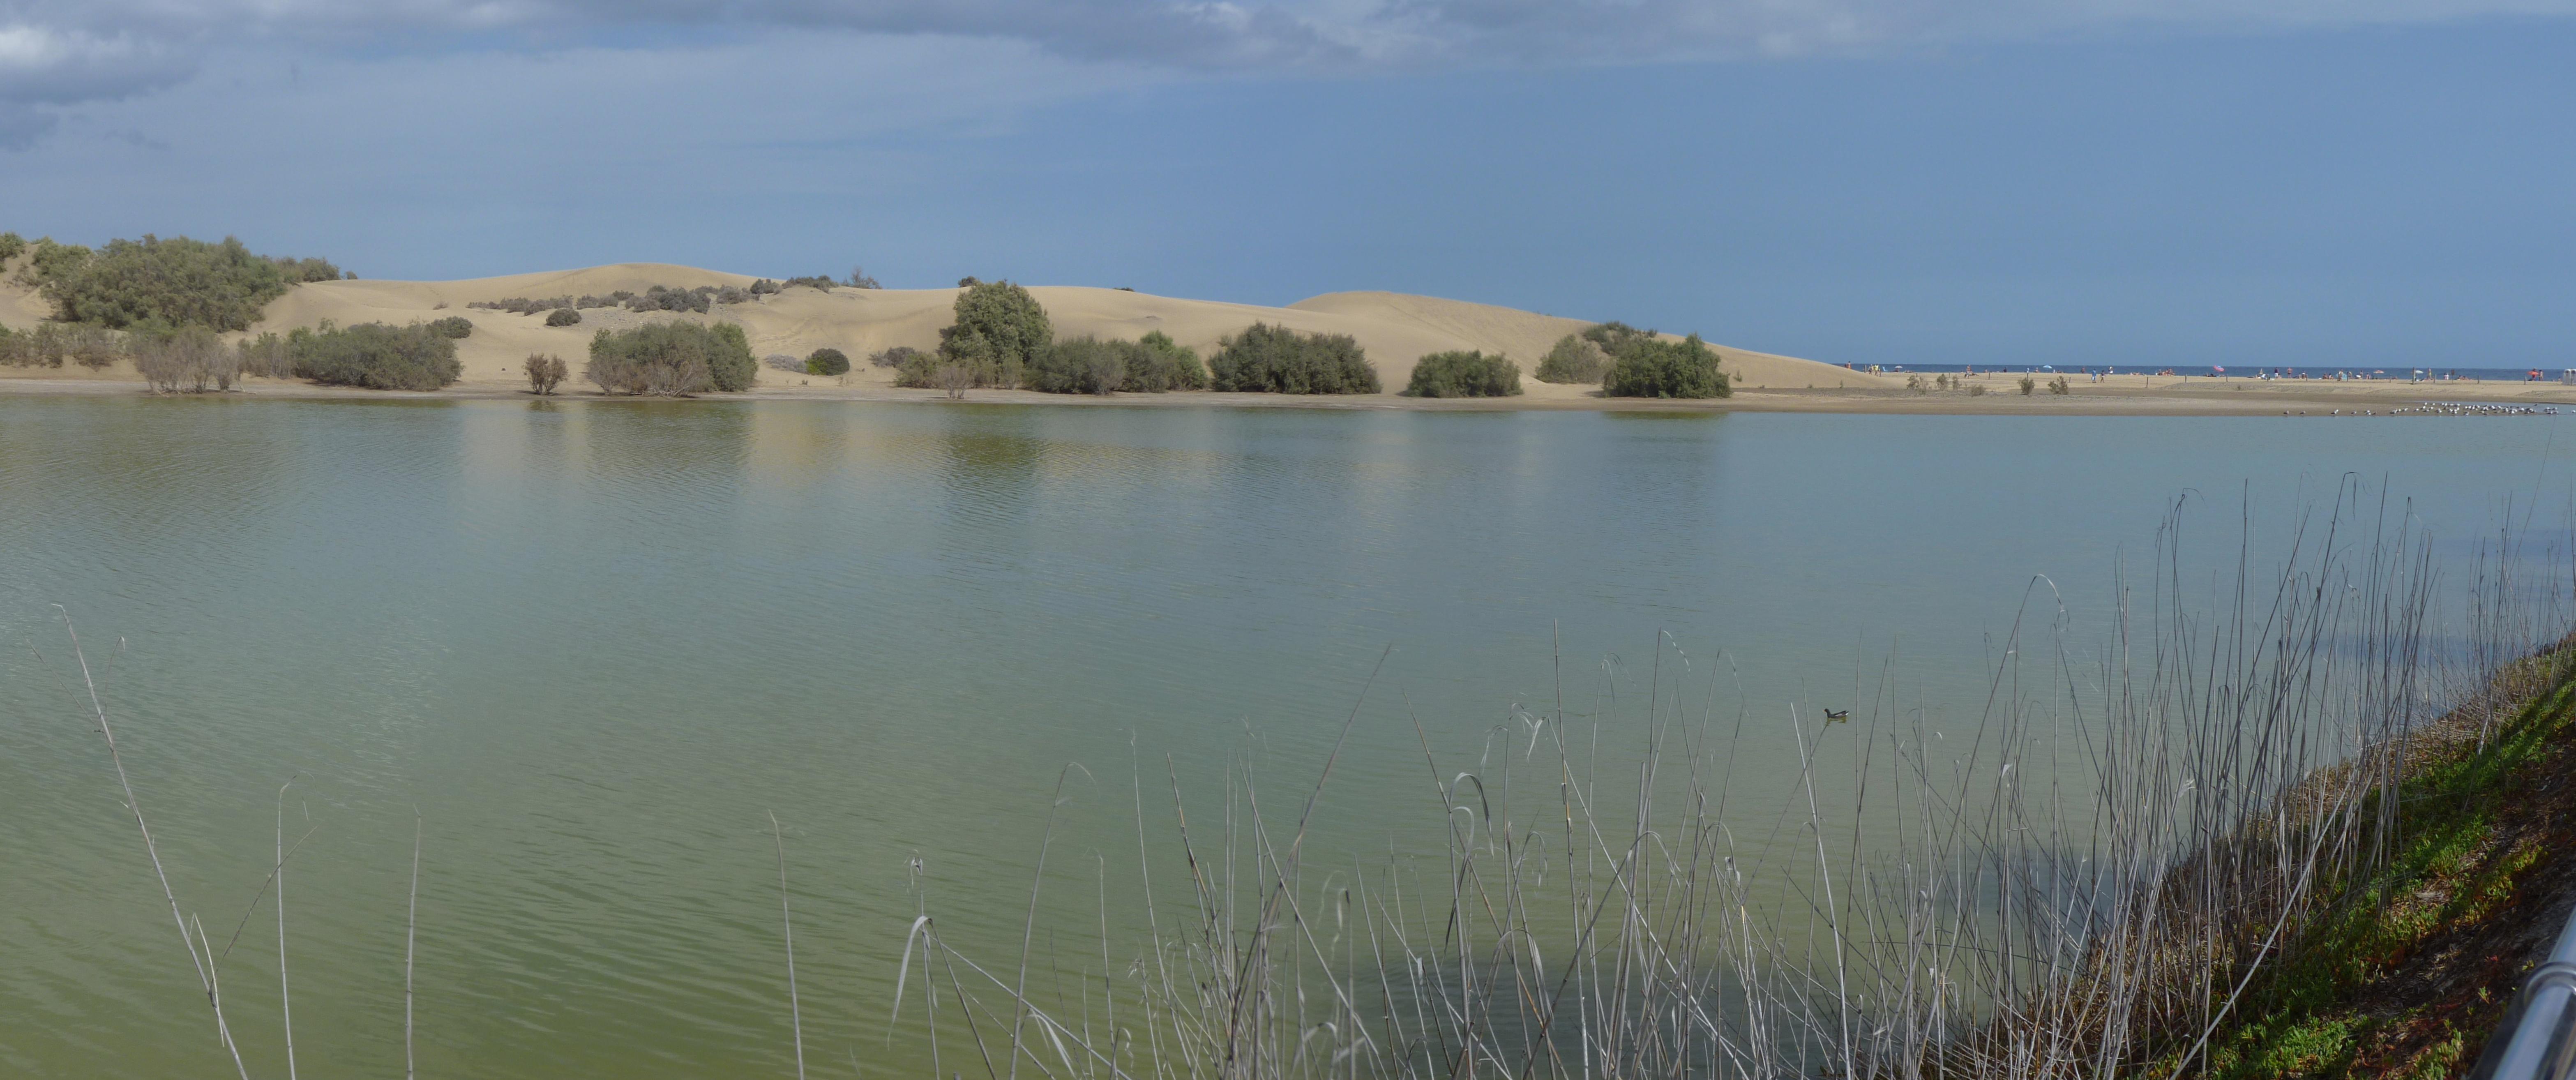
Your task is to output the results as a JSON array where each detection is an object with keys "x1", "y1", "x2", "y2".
[{"x1": 0, "y1": 258, "x2": 1895, "y2": 396}]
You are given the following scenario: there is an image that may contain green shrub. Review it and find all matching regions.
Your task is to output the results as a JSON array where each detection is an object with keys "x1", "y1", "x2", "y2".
[
  {"x1": 39, "y1": 235, "x2": 339, "y2": 331},
  {"x1": 1404, "y1": 351, "x2": 1522, "y2": 398},
  {"x1": 1207, "y1": 323, "x2": 1379, "y2": 394},
  {"x1": 805, "y1": 348, "x2": 850, "y2": 376},
  {"x1": 1601, "y1": 334, "x2": 1728, "y2": 399},
  {"x1": 938, "y1": 279, "x2": 1050, "y2": 388},
  {"x1": 546, "y1": 307, "x2": 581, "y2": 327},
  {"x1": 0, "y1": 232, "x2": 23, "y2": 265},
  {"x1": 289, "y1": 322, "x2": 462, "y2": 390},
  {"x1": 1534, "y1": 333, "x2": 1610, "y2": 384},
  {"x1": 892, "y1": 351, "x2": 976, "y2": 397},
  {"x1": 871, "y1": 345, "x2": 925, "y2": 369},
  {"x1": 2018, "y1": 375, "x2": 2036, "y2": 395},
  {"x1": 1026, "y1": 337, "x2": 1135, "y2": 394},
  {"x1": 782, "y1": 276, "x2": 837, "y2": 291},
  {"x1": 584, "y1": 321, "x2": 756, "y2": 395},
  {"x1": 426, "y1": 316, "x2": 473, "y2": 339},
  {"x1": 1135, "y1": 332, "x2": 1207, "y2": 391}
]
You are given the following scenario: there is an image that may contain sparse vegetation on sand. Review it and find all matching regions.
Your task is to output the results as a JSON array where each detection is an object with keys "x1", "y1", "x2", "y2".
[
  {"x1": 1207, "y1": 322, "x2": 1379, "y2": 394},
  {"x1": 289, "y1": 321, "x2": 463, "y2": 390},
  {"x1": 584, "y1": 321, "x2": 756, "y2": 396},
  {"x1": 869, "y1": 345, "x2": 924, "y2": 369},
  {"x1": 424, "y1": 316, "x2": 473, "y2": 339},
  {"x1": 545, "y1": 307, "x2": 581, "y2": 327},
  {"x1": 1403, "y1": 349, "x2": 1522, "y2": 397},
  {"x1": 26, "y1": 234, "x2": 343, "y2": 331},
  {"x1": 1601, "y1": 332, "x2": 1728, "y2": 398}
]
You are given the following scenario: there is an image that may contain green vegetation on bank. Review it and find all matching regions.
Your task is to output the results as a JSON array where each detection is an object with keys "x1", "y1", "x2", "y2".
[
  {"x1": 1024, "y1": 332, "x2": 1208, "y2": 395},
  {"x1": 289, "y1": 321, "x2": 462, "y2": 390},
  {"x1": 1208, "y1": 323, "x2": 1378, "y2": 394},
  {"x1": 2155, "y1": 646, "x2": 2576, "y2": 1080},
  {"x1": 586, "y1": 321, "x2": 757, "y2": 396},
  {"x1": 1602, "y1": 334, "x2": 1728, "y2": 398},
  {"x1": 1536, "y1": 321, "x2": 1729, "y2": 398},
  {"x1": 805, "y1": 348, "x2": 849, "y2": 376},
  {"x1": 14, "y1": 234, "x2": 344, "y2": 331},
  {"x1": 1402, "y1": 350, "x2": 1521, "y2": 398}
]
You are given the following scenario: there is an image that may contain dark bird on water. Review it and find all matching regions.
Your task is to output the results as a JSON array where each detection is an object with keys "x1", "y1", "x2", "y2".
[{"x1": 1823, "y1": 709, "x2": 1850, "y2": 723}]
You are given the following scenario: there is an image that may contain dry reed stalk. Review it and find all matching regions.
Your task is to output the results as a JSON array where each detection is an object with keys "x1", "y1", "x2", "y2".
[
  {"x1": 408, "y1": 810, "x2": 422, "y2": 1080},
  {"x1": 771, "y1": 810, "x2": 807, "y2": 1080},
  {"x1": 50, "y1": 608, "x2": 253, "y2": 1080}
]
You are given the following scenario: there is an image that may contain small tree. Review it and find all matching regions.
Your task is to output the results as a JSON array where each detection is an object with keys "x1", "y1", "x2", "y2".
[
  {"x1": 2018, "y1": 375, "x2": 2036, "y2": 396},
  {"x1": 871, "y1": 345, "x2": 924, "y2": 369},
  {"x1": 546, "y1": 307, "x2": 581, "y2": 327},
  {"x1": 848, "y1": 267, "x2": 882, "y2": 289},
  {"x1": 526, "y1": 354, "x2": 568, "y2": 395},
  {"x1": 938, "y1": 279, "x2": 1050, "y2": 388},
  {"x1": 806, "y1": 348, "x2": 851, "y2": 376},
  {"x1": 934, "y1": 362, "x2": 973, "y2": 399}
]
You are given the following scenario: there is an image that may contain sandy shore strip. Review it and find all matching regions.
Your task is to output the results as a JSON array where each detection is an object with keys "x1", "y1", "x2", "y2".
[{"x1": 8, "y1": 369, "x2": 2573, "y2": 416}]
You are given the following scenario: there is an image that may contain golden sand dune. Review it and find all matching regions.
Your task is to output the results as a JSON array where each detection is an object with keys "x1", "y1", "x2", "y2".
[{"x1": 0, "y1": 260, "x2": 1884, "y2": 395}]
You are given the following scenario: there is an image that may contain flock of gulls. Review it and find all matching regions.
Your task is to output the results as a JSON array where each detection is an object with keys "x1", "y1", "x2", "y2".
[{"x1": 2281, "y1": 403, "x2": 2563, "y2": 417}]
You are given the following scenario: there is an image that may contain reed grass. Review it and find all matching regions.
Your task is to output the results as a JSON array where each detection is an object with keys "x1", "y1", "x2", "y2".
[
  {"x1": 890, "y1": 485, "x2": 2576, "y2": 1080},
  {"x1": 43, "y1": 482, "x2": 2576, "y2": 1079}
]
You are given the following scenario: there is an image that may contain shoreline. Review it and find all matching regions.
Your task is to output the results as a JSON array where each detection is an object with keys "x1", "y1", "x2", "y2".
[{"x1": 6, "y1": 372, "x2": 2574, "y2": 416}]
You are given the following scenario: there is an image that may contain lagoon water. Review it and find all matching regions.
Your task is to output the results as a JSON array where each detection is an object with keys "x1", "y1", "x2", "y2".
[{"x1": 0, "y1": 397, "x2": 2566, "y2": 1077}]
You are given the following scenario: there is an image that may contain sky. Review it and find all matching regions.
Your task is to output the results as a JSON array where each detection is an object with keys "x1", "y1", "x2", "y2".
[{"x1": 3, "y1": 2, "x2": 2574, "y2": 369}]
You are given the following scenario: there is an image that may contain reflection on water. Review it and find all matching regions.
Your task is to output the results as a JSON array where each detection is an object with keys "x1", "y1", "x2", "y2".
[{"x1": 0, "y1": 398, "x2": 2567, "y2": 1078}]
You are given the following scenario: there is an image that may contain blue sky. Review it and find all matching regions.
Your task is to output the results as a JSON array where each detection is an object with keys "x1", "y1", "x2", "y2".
[{"x1": 3, "y1": 3, "x2": 2574, "y2": 369}]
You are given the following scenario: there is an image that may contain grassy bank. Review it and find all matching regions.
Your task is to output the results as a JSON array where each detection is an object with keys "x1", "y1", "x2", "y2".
[{"x1": 2167, "y1": 640, "x2": 2576, "y2": 1079}]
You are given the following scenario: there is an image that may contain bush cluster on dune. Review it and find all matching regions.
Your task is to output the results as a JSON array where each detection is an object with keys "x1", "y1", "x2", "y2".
[
  {"x1": 1208, "y1": 323, "x2": 1378, "y2": 394},
  {"x1": 1403, "y1": 350, "x2": 1521, "y2": 398},
  {"x1": 1024, "y1": 332, "x2": 1208, "y2": 395},
  {"x1": 288, "y1": 321, "x2": 463, "y2": 391},
  {"x1": 584, "y1": 321, "x2": 756, "y2": 396}
]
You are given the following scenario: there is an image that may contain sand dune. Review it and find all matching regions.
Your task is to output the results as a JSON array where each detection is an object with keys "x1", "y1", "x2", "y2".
[{"x1": 1, "y1": 259, "x2": 1891, "y2": 395}]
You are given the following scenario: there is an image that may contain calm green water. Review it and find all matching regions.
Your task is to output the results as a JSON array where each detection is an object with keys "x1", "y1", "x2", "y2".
[{"x1": 0, "y1": 397, "x2": 2564, "y2": 1077}]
